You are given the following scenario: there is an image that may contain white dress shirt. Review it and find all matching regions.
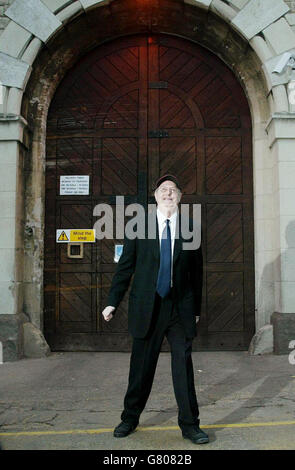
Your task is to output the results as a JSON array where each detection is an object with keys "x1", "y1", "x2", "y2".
[{"x1": 157, "y1": 208, "x2": 178, "y2": 287}]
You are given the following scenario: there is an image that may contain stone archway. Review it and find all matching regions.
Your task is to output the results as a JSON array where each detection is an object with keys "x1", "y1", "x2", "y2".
[
  {"x1": 43, "y1": 33, "x2": 254, "y2": 351},
  {"x1": 1, "y1": 0, "x2": 294, "y2": 358}
]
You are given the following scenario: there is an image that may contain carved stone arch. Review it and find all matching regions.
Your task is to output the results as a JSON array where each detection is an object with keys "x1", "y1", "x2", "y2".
[
  {"x1": 3, "y1": 0, "x2": 293, "y2": 357},
  {"x1": 1, "y1": 1, "x2": 293, "y2": 119},
  {"x1": 21, "y1": 0, "x2": 266, "y2": 348}
]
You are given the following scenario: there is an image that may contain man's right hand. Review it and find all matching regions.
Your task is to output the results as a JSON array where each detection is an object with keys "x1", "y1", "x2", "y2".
[{"x1": 102, "y1": 306, "x2": 115, "y2": 322}]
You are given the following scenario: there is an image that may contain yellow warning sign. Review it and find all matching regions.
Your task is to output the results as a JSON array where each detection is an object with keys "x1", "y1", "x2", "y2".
[
  {"x1": 56, "y1": 229, "x2": 95, "y2": 243},
  {"x1": 70, "y1": 230, "x2": 95, "y2": 243},
  {"x1": 58, "y1": 231, "x2": 69, "y2": 242}
]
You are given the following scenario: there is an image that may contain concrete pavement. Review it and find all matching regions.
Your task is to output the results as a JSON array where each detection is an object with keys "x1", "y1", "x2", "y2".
[{"x1": 0, "y1": 351, "x2": 295, "y2": 450}]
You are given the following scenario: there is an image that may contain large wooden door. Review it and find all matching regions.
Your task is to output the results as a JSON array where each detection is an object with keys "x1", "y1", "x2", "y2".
[{"x1": 44, "y1": 34, "x2": 254, "y2": 351}]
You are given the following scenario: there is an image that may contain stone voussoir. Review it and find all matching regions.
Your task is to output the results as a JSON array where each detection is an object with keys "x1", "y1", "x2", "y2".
[
  {"x1": 262, "y1": 18, "x2": 295, "y2": 56},
  {"x1": 20, "y1": 37, "x2": 43, "y2": 66},
  {"x1": 183, "y1": 0, "x2": 212, "y2": 10},
  {"x1": 79, "y1": 0, "x2": 111, "y2": 10},
  {"x1": 56, "y1": 1, "x2": 84, "y2": 23},
  {"x1": 0, "y1": 20, "x2": 32, "y2": 59},
  {"x1": 231, "y1": 0, "x2": 290, "y2": 41},
  {"x1": 40, "y1": 0, "x2": 77, "y2": 14},
  {"x1": 0, "y1": 52, "x2": 30, "y2": 89},
  {"x1": 5, "y1": 0, "x2": 62, "y2": 43},
  {"x1": 210, "y1": 0, "x2": 237, "y2": 21},
  {"x1": 227, "y1": 0, "x2": 250, "y2": 11},
  {"x1": 249, "y1": 35, "x2": 274, "y2": 63}
]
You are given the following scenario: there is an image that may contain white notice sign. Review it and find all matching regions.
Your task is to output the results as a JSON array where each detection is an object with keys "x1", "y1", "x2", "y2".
[{"x1": 60, "y1": 175, "x2": 89, "y2": 195}]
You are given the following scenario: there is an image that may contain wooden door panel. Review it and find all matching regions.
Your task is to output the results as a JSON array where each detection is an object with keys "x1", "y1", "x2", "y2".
[
  {"x1": 151, "y1": 36, "x2": 253, "y2": 349},
  {"x1": 103, "y1": 91, "x2": 139, "y2": 129},
  {"x1": 45, "y1": 34, "x2": 254, "y2": 351},
  {"x1": 54, "y1": 271, "x2": 96, "y2": 335},
  {"x1": 56, "y1": 138, "x2": 93, "y2": 179},
  {"x1": 59, "y1": 273, "x2": 92, "y2": 322},
  {"x1": 205, "y1": 137, "x2": 242, "y2": 194},
  {"x1": 206, "y1": 204, "x2": 243, "y2": 263},
  {"x1": 207, "y1": 272, "x2": 244, "y2": 332},
  {"x1": 159, "y1": 137, "x2": 197, "y2": 194},
  {"x1": 159, "y1": 90, "x2": 195, "y2": 128},
  {"x1": 102, "y1": 138, "x2": 138, "y2": 194}
]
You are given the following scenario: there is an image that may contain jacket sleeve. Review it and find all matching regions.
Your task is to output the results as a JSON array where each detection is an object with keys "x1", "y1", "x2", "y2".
[
  {"x1": 190, "y1": 243, "x2": 203, "y2": 317},
  {"x1": 106, "y1": 236, "x2": 136, "y2": 312}
]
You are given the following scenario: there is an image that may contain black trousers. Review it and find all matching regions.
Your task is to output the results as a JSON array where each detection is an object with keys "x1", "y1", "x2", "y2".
[{"x1": 121, "y1": 291, "x2": 200, "y2": 428}]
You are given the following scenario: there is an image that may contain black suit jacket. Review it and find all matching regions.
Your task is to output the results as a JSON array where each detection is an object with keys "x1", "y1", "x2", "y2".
[{"x1": 107, "y1": 211, "x2": 203, "y2": 339}]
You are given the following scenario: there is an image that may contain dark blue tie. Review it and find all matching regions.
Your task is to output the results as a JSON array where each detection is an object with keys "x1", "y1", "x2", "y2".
[{"x1": 156, "y1": 219, "x2": 171, "y2": 298}]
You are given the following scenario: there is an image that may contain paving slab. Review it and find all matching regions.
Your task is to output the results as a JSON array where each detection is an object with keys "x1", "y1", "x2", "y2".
[{"x1": 0, "y1": 351, "x2": 295, "y2": 450}]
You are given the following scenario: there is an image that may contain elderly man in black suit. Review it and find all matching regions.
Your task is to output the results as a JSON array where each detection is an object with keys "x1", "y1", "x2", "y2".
[{"x1": 102, "y1": 174, "x2": 208, "y2": 444}]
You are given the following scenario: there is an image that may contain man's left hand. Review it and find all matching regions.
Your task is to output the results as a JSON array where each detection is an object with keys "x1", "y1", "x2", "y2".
[{"x1": 196, "y1": 316, "x2": 200, "y2": 324}]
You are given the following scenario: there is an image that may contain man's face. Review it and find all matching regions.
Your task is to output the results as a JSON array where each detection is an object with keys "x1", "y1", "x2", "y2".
[{"x1": 154, "y1": 180, "x2": 181, "y2": 212}]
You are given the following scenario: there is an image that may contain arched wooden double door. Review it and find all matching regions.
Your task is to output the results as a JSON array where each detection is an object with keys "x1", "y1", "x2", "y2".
[{"x1": 44, "y1": 34, "x2": 254, "y2": 351}]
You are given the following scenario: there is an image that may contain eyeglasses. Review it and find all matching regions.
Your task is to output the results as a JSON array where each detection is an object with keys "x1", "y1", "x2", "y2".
[{"x1": 158, "y1": 187, "x2": 179, "y2": 194}]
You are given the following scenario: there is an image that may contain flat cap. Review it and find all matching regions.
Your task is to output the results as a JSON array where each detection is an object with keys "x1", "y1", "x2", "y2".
[{"x1": 154, "y1": 174, "x2": 181, "y2": 191}]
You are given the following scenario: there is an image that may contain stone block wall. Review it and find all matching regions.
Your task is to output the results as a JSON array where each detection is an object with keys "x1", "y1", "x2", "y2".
[
  {"x1": 285, "y1": 0, "x2": 295, "y2": 12},
  {"x1": 0, "y1": 0, "x2": 295, "y2": 358},
  {"x1": 0, "y1": 0, "x2": 13, "y2": 37}
]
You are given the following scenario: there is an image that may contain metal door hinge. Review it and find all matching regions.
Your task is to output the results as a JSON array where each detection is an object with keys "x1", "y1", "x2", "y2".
[
  {"x1": 149, "y1": 81, "x2": 168, "y2": 89},
  {"x1": 148, "y1": 130, "x2": 169, "y2": 138}
]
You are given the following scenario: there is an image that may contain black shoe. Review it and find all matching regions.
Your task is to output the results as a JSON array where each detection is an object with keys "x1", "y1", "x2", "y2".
[
  {"x1": 113, "y1": 421, "x2": 138, "y2": 438},
  {"x1": 181, "y1": 425, "x2": 209, "y2": 444}
]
